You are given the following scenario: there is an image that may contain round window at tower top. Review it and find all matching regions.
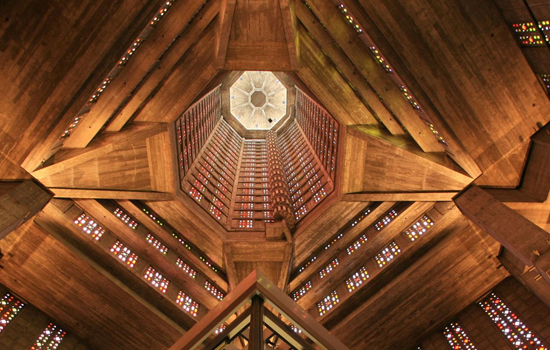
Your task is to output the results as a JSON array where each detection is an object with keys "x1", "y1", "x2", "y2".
[{"x1": 229, "y1": 71, "x2": 287, "y2": 130}]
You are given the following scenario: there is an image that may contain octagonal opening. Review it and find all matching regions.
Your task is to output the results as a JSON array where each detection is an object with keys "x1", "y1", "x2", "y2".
[
  {"x1": 229, "y1": 71, "x2": 287, "y2": 130},
  {"x1": 250, "y1": 91, "x2": 267, "y2": 108}
]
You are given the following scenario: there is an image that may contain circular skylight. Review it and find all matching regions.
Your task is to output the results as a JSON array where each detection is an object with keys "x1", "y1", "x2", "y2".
[{"x1": 229, "y1": 71, "x2": 287, "y2": 130}]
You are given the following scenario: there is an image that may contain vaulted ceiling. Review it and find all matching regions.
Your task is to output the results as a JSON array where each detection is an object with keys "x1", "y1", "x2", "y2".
[{"x1": 0, "y1": 0, "x2": 549, "y2": 349}]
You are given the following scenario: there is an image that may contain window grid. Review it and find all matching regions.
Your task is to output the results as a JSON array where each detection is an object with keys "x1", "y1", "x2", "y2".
[
  {"x1": 177, "y1": 87, "x2": 222, "y2": 174},
  {"x1": 175, "y1": 258, "x2": 197, "y2": 279},
  {"x1": 346, "y1": 267, "x2": 369, "y2": 292},
  {"x1": 324, "y1": 233, "x2": 344, "y2": 250},
  {"x1": 512, "y1": 21, "x2": 550, "y2": 46},
  {"x1": 351, "y1": 207, "x2": 372, "y2": 227},
  {"x1": 183, "y1": 117, "x2": 241, "y2": 223},
  {"x1": 30, "y1": 322, "x2": 66, "y2": 350},
  {"x1": 113, "y1": 208, "x2": 139, "y2": 229},
  {"x1": 541, "y1": 74, "x2": 550, "y2": 94},
  {"x1": 297, "y1": 256, "x2": 317, "y2": 274},
  {"x1": 317, "y1": 291, "x2": 340, "y2": 316},
  {"x1": 295, "y1": 89, "x2": 339, "y2": 180},
  {"x1": 172, "y1": 232, "x2": 192, "y2": 250},
  {"x1": 334, "y1": 3, "x2": 449, "y2": 147},
  {"x1": 374, "y1": 209, "x2": 398, "y2": 230},
  {"x1": 0, "y1": 292, "x2": 25, "y2": 334},
  {"x1": 215, "y1": 324, "x2": 227, "y2": 335},
  {"x1": 292, "y1": 281, "x2": 313, "y2": 301},
  {"x1": 73, "y1": 213, "x2": 105, "y2": 240},
  {"x1": 479, "y1": 292, "x2": 548, "y2": 350},
  {"x1": 144, "y1": 266, "x2": 170, "y2": 293},
  {"x1": 443, "y1": 322, "x2": 478, "y2": 350},
  {"x1": 199, "y1": 256, "x2": 219, "y2": 273},
  {"x1": 405, "y1": 215, "x2": 434, "y2": 242},
  {"x1": 146, "y1": 233, "x2": 169, "y2": 255},
  {"x1": 346, "y1": 234, "x2": 368, "y2": 255},
  {"x1": 204, "y1": 281, "x2": 224, "y2": 300},
  {"x1": 319, "y1": 258, "x2": 339, "y2": 278},
  {"x1": 176, "y1": 291, "x2": 199, "y2": 317},
  {"x1": 59, "y1": 0, "x2": 176, "y2": 141},
  {"x1": 110, "y1": 241, "x2": 139, "y2": 268},
  {"x1": 141, "y1": 207, "x2": 164, "y2": 226},
  {"x1": 375, "y1": 241, "x2": 401, "y2": 268}
]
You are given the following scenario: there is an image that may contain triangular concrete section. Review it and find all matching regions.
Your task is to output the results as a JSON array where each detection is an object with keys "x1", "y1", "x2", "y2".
[{"x1": 168, "y1": 270, "x2": 349, "y2": 350}]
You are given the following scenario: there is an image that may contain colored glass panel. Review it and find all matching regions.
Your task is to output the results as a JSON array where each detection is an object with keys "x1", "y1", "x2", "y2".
[
  {"x1": 319, "y1": 258, "x2": 339, "y2": 278},
  {"x1": 317, "y1": 291, "x2": 339, "y2": 316},
  {"x1": 144, "y1": 266, "x2": 170, "y2": 293},
  {"x1": 146, "y1": 233, "x2": 169, "y2": 255},
  {"x1": 406, "y1": 215, "x2": 434, "y2": 241},
  {"x1": 176, "y1": 291, "x2": 199, "y2": 317},
  {"x1": 292, "y1": 281, "x2": 312, "y2": 301},
  {"x1": 110, "y1": 241, "x2": 139, "y2": 268},
  {"x1": 113, "y1": 208, "x2": 138, "y2": 229},
  {"x1": 479, "y1": 292, "x2": 548, "y2": 350},
  {"x1": 0, "y1": 292, "x2": 25, "y2": 334},
  {"x1": 443, "y1": 322, "x2": 478, "y2": 350},
  {"x1": 30, "y1": 322, "x2": 66, "y2": 350},
  {"x1": 346, "y1": 234, "x2": 368, "y2": 255},
  {"x1": 73, "y1": 213, "x2": 105, "y2": 240},
  {"x1": 346, "y1": 267, "x2": 369, "y2": 292},
  {"x1": 204, "y1": 281, "x2": 224, "y2": 301},
  {"x1": 374, "y1": 209, "x2": 398, "y2": 230},
  {"x1": 375, "y1": 241, "x2": 401, "y2": 267},
  {"x1": 175, "y1": 258, "x2": 197, "y2": 279}
]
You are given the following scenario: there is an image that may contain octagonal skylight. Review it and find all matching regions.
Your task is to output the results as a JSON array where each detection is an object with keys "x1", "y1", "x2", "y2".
[{"x1": 229, "y1": 71, "x2": 287, "y2": 130}]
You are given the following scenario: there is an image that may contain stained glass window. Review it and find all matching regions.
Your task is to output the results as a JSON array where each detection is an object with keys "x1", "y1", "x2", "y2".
[
  {"x1": 189, "y1": 187, "x2": 203, "y2": 201},
  {"x1": 400, "y1": 85, "x2": 420, "y2": 109},
  {"x1": 209, "y1": 204, "x2": 223, "y2": 220},
  {"x1": 319, "y1": 258, "x2": 339, "y2": 278},
  {"x1": 204, "y1": 281, "x2": 224, "y2": 301},
  {"x1": 338, "y1": 3, "x2": 363, "y2": 33},
  {"x1": 346, "y1": 234, "x2": 368, "y2": 255},
  {"x1": 144, "y1": 266, "x2": 170, "y2": 293},
  {"x1": 238, "y1": 220, "x2": 253, "y2": 228},
  {"x1": 512, "y1": 22, "x2": 547, "y2": 45},
  {"x1": 215, "y1": 324, "x2": 226, "y2": 335},
  {"x1": 199, "y1": 256, "x2": 219, "y2": 272},
  {"x1": 113, "y1": 208, "x2": 138, "y2": 229},
  {"x1": 172, "y1": 232, "x2": 192, "y2": 250},
  {"x1": 146, "y1": 233, "x2": 169, "y2": 255},
  {"x1": 141, "y1": 207, "x2": 163, "y2": 226},
  {"x1": 443, "y1": 322, "x2": 478, "y2": 350},
  {"x1": 297, "y1": 256, "x2": 317, "y2": 274},
  {"x1": 405, "y1": 215, "x2": 434, "y2": 242},
  {"x1": 175, "y1": 258, "x2": 197, "y2": 278},
  {"x1": 324, "y1": 233, "x2": 344, "y2": 250},
  {"x1": 110, "y1": 241, "x2": 139, "y2": 268},
  {"x1": 176, "y1": 291, "x2": 199, "y2": 317},
  {"x1": 541, "y1": 74, "x2": 550, "y2": 94},
  {"x1": 317, "y1": 291, "x2": 339, "y2": 316},
  {"x1": 479, "y1": 292, "x2": 548, "y2": 350},
  {"x1": 73, "y1": 213, "x2": 105, "y2": 240},
  {"x1": 292, "y1": 281, "x2": 312, "y2": 301},
  {"x1": 375, "y1": 241, "x2": 401, "y2": 267},
  {"x1": 0, "y1": 292, "x2": 25, "y2": 334},
  {"x1": 374, "y1": 209, "x2": 398, "y2": 230},
  {"x1": 369, "y1": 46, "x2": 393, "y2": 73},
  {"x1": 60, "y1": 1, "x2": 176, "y2": 140},
  {"x1": 346, "y1": 267, "x2": 369, "y2": 292},
  {"x1": 351, "y1": 207, "x2": 372, "y2": 227},
  {"x1": 30, "y1": 322, "x2": 66, "y2": 350},
  {"x1": 517, "y1": 34, "x2": 544, "y2": 45}
]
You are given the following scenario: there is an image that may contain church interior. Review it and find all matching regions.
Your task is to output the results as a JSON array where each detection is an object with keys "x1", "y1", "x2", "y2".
[{"x1": 1, "y1": 0, "x2": 550, "y2": 349}]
